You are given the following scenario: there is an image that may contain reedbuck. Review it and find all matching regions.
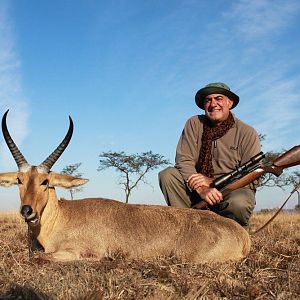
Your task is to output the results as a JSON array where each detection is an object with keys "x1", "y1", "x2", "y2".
[{"x1": 0, "y1": 110, "x2": 250, "y2": 262}]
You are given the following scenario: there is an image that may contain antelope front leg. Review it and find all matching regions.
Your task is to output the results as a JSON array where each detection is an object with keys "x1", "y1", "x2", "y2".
[{"x1": 34, "y1": 250, "x2": 80, "y2": 262}]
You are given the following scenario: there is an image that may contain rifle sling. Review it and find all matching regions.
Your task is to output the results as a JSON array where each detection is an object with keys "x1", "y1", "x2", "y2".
[{"x1": 250, "y1": 182, "x2": 300, "y2": 235}]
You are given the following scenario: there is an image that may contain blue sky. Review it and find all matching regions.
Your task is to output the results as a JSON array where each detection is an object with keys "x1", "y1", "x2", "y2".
[{"x1": 0, "y1": 0, "x2": 299, "y2": 211}]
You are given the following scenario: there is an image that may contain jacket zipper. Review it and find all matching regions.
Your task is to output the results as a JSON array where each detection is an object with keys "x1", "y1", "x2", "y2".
[{"x1": 213, "y1": 140, "x2": 217, "y2": 158}]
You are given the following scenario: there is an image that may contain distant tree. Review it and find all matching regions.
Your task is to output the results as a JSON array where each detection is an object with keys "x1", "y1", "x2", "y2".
[
  {"x1": 259, "y1": 208, "x2": 277, "y2": 214},
  {"x1": 293, "y1": 181, "x2": 300, "y2": 211},
  {"x1": 258, "y1": 151, "x2": 300, "y2": 191},
  {"x1": 61, "y1": 163, "x2": 84, "y2": 200},
  {"x1": 98, "y1": 151, "x2": 170, "y2": 203},
  {"x1": 289, "y1": 171, "x2": 300, "y2": 190}
]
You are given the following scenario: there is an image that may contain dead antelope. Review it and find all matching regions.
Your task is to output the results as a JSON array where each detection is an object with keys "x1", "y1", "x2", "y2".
[{"x1": 0, "y1": 110, "x2": 251, "y2": 263}]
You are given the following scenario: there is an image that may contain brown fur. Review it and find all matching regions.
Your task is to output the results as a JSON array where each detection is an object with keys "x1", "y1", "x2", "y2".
[{"x1": 0, "y1": 168, "x2": 250, "y2": 263}]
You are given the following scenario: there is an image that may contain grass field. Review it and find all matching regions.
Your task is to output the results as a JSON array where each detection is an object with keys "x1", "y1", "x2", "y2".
[{"x1": 0, "y1": 211, "x2": 299, "y2": 299}]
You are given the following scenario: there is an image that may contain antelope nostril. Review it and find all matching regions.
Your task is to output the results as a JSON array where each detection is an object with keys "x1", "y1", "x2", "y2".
[{"x1": 20, "y1": 205, "x2": 33, "y2": 218}]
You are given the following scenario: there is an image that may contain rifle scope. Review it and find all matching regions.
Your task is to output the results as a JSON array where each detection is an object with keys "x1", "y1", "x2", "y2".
[{"x1": 213, "y1": 151, "x2": 265, "y2": 190}]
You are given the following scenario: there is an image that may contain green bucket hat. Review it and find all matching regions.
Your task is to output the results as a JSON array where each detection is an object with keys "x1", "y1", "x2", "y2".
[{"x1": 195, "y1": 82, "x2": 239, "y2": 110}]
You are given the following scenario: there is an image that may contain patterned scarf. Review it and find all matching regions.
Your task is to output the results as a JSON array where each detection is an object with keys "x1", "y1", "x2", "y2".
[{"x1": 198, "y1": 112, "x2": 235, "y2": 177}]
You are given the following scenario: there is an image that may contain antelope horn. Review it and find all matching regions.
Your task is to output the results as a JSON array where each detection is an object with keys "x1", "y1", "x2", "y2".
[
  {"x1": 38, "y1": 116, "x2": 73, "y2": 172},
  {"x1": 1, "y1": 109, "x2": 30, "y2": 170}
]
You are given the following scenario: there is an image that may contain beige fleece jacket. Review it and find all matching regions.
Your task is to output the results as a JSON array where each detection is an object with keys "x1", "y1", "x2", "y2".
[{"x1": 175, "y1": 114, "x2": 261, "y2": 182}]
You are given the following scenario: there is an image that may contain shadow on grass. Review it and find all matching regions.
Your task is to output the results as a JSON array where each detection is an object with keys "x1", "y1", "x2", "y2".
[{"x1": 0, "y1": 284, "x2": 50, "y2": 300}]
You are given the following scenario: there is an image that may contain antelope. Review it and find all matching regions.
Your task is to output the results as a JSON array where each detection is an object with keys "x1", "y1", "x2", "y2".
[{"x1": 0, "y1": 110, "x2": 251, "y2": 263}]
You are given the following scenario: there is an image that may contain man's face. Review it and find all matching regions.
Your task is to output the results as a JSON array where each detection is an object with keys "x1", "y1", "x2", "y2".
[{"x1": 203, "y1": 93, "x2": 233, "y2": 125}]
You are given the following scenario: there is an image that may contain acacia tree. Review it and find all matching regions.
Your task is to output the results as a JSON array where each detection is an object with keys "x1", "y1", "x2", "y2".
[
  {"x1": 259, "y1": 152, "x2": 299, "y2": 189},
  {"x1": 61, "y1": 163, "x2": 84, "y2": 200},
  {"x1": 256, "y1": 136, "x2": 300, "y2": 210},
  {"x1": 98, "y1": 151, "x2": 170, "y2": 203},
  {"x1": 258, "y1": 135, "x2": 300, "y2": 191}
]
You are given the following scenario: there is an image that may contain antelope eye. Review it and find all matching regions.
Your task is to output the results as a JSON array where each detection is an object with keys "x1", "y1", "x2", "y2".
[
  {"x1": 41, "y1": 179, "x2": 49, "y2": 186},
  {"x1": 17, "y1": 178, "x2": 22, "y2": 184}
]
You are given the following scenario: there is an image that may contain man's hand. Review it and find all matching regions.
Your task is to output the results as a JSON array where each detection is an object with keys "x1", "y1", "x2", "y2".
[
  {"x1": 195, "y1": 186, "x2": 223, "y2": 206},
  {"x1": 187, "y1": 173, "x2": 223, "y2": 206},
  {"x1": 187, "y1": 173, "x2": 213, "y2": 190}
]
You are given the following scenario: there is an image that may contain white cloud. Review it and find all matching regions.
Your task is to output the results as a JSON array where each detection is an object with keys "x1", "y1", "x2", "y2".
[
  {"x1": 234, "y1": 60, "x2": 300, "y2": 151},
  {"x1": 225, "y1": 0, "x2": 300, "y2": 41},
  {"x1": 196, "y1": 1, "x2": 300, "y2": 152},
  {"x1": 131, "y1": 1, "x2": 300, "y2": 155},
  {"x1": 0, "y1": 2, "x2": 29, "y2": 169}
]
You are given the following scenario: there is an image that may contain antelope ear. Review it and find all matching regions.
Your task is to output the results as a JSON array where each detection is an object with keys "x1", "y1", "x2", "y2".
[
  {"x1": 49, "y1": 172, "x2": 89, "y2": 188},
  {"x1": 0, "y1": 172, "x2": 18, "y2": 186}
]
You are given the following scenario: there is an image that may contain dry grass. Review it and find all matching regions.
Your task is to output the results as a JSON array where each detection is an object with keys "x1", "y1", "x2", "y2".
[{"x1": 0, "y1": 211, "x2": 299, "y2": 299}]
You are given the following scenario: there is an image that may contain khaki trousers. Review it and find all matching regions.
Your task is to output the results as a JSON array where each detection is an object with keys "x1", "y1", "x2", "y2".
[{"x1": 159, "y1": 167, "x2": 256, "y2": 227}]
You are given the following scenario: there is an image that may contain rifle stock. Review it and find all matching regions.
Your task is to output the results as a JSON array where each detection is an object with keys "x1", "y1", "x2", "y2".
[
  {"x1": 193, "y1": 145, "x2": 300, "y2": 210},
  {"x1": 273, "y1": 145, "x2": 300, "y2": 168},
  {"x1": 221, "y1": 167, "x2": 265, "y2": 197}
]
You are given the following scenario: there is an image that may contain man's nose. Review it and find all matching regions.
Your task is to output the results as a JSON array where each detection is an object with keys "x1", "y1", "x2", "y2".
[{"x1": 209, "y1": 98, "x2": 218, "y2": 107}]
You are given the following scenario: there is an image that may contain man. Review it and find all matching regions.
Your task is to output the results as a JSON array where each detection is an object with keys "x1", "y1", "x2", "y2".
[{"x1": 159, "y1": 82, "x2": 261, "y2": 227}]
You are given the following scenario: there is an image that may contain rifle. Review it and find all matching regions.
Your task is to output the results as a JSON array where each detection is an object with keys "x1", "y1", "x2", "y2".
[{"x1": 193, "y1": 145, "x2": 300, "y2": 209}]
